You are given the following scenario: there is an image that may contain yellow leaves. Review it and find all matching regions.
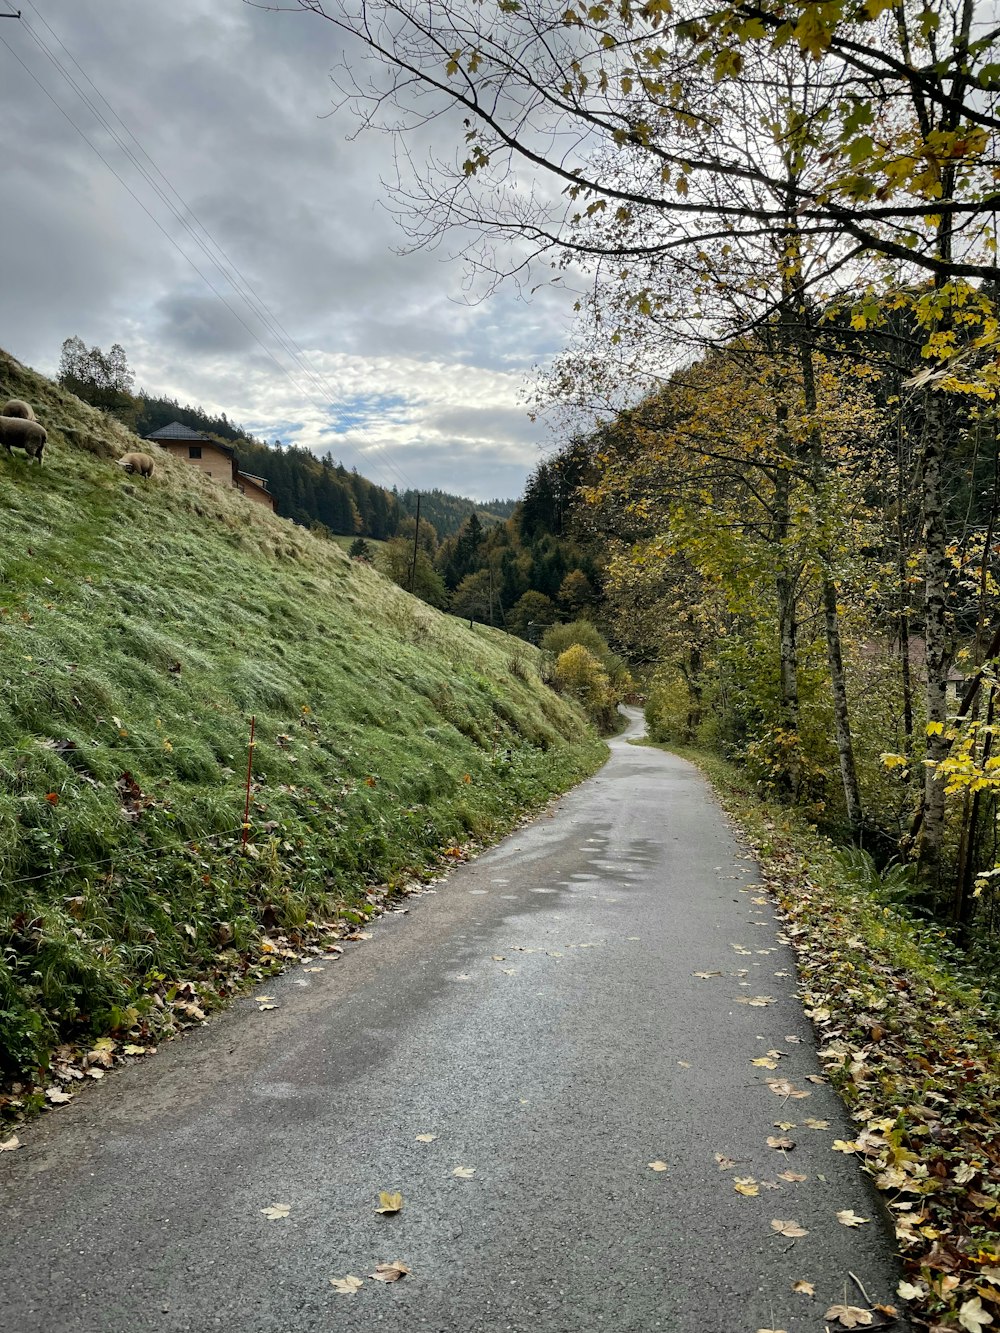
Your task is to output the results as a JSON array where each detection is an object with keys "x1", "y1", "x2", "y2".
[
  {"x1": 369, "y1": 1261, "x2": 410, "y2": 1283},
  {"x1": 959, "y1": 1297, "x2": 994, "y2": 1331},
  {"x1": 752, "y1": 1057, "x2": 780, "y2": 1069},
  {"x1": 715, "y1": 1153, "x2": 737, "y2": 1169},
  {"x1": 836, "y1": 1209, "x2": 870, "y2": 1227},
  {"x1": 792, "y1": 1279, "x2": 815, "y2": 1295},
  {"x1": 452, "y1": 1166, "x2": 476, "y2": 1179},
  {"x1": 734, "y1": 1177, "x2": 759, "y2": 1196},
  {"x1": 415, "y1": 1134, "x2": 436, "y2": 1143},
  {"x1": 376, "y1": 1192, "x2": 404, "y2": 1214},
  {"x1": 824, "y1": 1306, "x2": 873, "y2": 1329},
  {"x1": 330, "y1": 1276, "x2": 364, "y2": 1296},
  {"x1": 260, "y1": 1203, "x2": 291, "y2": 1221},
  {"x1": 771, "y1": 1219, "x2": 808, "y2": 1238},
  {"x1": 927, "y1": 720, "x2": 945, "y2": 736},
  {"x1": 737, "y1": 995, "x2": 776, "y2": 1007},
  {"x1": 832, "y1": 1139, "x2": 858, "y2": 1154},
  {"x1": 881, "y1": 752, "x2": 908, "y2": 770},
  {"x1": 766, "y1": 1078, "x2": 811, "y2": 1099},
  {"x1": 778, "y1": 1170, "x2": 807, "y2": 1182},
  {"x1": 804, "y1": 1118, "x2": 830, "y2": 1130},
  {"x1": 648, "y1": 1160, "x2": 669, "y2": 1172},
  {"x1": 767, "y1": 1136, "x2": 795, "y2": 1150}
]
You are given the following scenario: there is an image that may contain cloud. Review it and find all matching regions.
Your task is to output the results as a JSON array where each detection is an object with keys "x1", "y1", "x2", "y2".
[{"x1": 0, "y1": 0, "x2": 577, "y2": 500}]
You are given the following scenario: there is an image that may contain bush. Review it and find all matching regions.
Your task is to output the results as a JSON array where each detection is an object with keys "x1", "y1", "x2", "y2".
[
  {"x1": 552, "y1": 645, "x2": 616, "y2": 730},
  {"x1": 541, "y1": 619, "x2": 632, "y2": 689}
]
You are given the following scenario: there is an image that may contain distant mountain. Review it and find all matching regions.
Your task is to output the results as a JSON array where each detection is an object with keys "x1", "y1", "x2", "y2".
[{"x1": 398, "y1": 488, "x2": 516, "y2": 537}]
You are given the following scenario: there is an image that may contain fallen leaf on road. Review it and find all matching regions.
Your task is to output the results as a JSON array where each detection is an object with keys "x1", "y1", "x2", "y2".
[
  {"x1": 87, "y1": 1068, "x2": 105, "y2": 1080},
  {"x1": 735, "y1": 1177, "x2": 760, "y2": 1196},
  {"x1": 376, "y1": 1192, "x2": 403, "y2": 1214},
  {"x1": 455, "y1": 974, "x2": 472, "y2": 981},
  {"x1": 452, "y1": 1166, "x2": 475, "y2": 1178},
  {"x1": 731, "y1": 944, "x2": 753, "y2": 955},
  {"x1": 756, "y1": 1327, "x2": 788, "y2": 1333},
  {"x1": 767, "y1": 1136, "x2": 795, "y2": 1150},
  {"x1": 45, "y1": 1087, "x2": 71, "y2": 1104},
  {"x1": 415, "y1": 1134, "x2": 436, "y2": 1143},
  {"x1": 778, "y1": 1171, "x2": 807, "y2": 1182},
  {"x1": 122, "y1": 1044, "x2": 147, "y2": 1055},
  {"x1": 648, "y1": 1160, "x2": 669, "y2": 1172},
  {"x1": 771, "y1": 1219, "x2": 808, "y2": 1237},
  {"x1": 804, "y1": 1075, "x2": 827, "y2": 1084},
  {"x1": 804, "y1": 1118, "x2": 829, "y2": 1129},
  {"x1": 766, "y1": 1079, "x2": 810, "y2": 1099},
  {"x1": 0, "y1": 1135, "x2": 20, "y2": 1152},
  {"x1": 369, "y1": 1262, "x2": 410, "y2": 1283},
  {"x1": 785, "y1": 1035, "x2": 802, "y2": 1043},
  {"x1": 693, "y1": 970, "x2": 722, "y2": 979},
  {"x1": 792, "y1": 1280, "x2": 815, "y2": 1295},
  {"x1": 824, "y1": 1305, "x2": 873, "y2": 1328},
  {"x1": 774, "y1": 1121, "x2": 796, "y2": 1130},
  {"x1": 256, "y1": 995, "x2": 275, "y2": 1003},
  {"x1": 257, "y1": 1003, "x2": 278, "y2": 1011},
  {"x1": 737, "y1": 996, "x2": 776, "y2": 1007},
  {"x1": 715, "y1": 1153, "x2": 737, "y2": 1170},
  {"x1": 677, "y1": 1060, "x2": 691, "y2": 1068},
  {"x1": 492, "y1": 955, "x2": 505, "y2": 961},
  {"x1": 832, "y1": 1140, "x2": 858, "y2": 1154},
  {"x1": 330, "y1": 1276, "x2": 364, "y2": 1295},
  {"x1": 752, "y1": 1057, "x2": 779, "y2": 1069},
  {"x1": 836, "y1": 1210, "x2": 870, "y2": 1227},
  {"x1": 303, "y1": 967, "x2": 324, "y2": 973},
  {"x1": 260, "y1": 1203, "x2": 290, "y2": 1220}
]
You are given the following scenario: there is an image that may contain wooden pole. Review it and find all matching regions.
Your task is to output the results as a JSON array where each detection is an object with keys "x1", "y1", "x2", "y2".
[
  {"x1": 409, "y1": 493, "x2": 421, "y2": 593},
  {"x1": 242, "y1": 715, "x2": 256, "y2": 849}
]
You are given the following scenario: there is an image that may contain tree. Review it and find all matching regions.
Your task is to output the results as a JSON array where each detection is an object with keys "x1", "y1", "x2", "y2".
[
  {"x1": 451, "y1": 568, "x2": 502, "y2": 625},
  {"x1": 348, "y1": 536, "x2": 373, "y2": 560},
  {"x1": 508, "y1": 590, "x2": 557, "y2": 641},
  {"x1": 377, "y1": 537, "x2": 448, "y2": 607},
  {"x1": 58, "y1": 336, "x2": 140, "y2": 427}
]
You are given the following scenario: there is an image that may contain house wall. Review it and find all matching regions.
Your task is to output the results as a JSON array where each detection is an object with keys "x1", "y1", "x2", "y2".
[
  {"x1": 238, "y1": 479, "x2": 276, "y2": 512},
  {"x1": 160, "y1": 441, "x2": 236, "y2": 485}
]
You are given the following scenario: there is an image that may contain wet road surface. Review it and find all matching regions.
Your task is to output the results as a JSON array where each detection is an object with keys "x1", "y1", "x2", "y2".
[{"x1": 0, "y1": 711, "x2": 907, "y2": 1332}]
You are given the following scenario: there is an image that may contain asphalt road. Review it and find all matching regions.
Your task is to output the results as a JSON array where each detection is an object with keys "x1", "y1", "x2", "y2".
[{"x1": 1, "y1": 710, "x2": 908, "y2": 1333}]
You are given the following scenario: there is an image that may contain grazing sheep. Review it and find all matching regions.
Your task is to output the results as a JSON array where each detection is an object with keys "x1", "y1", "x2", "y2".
[
  {"x1": 0, "y1": 416, "x2": 46, "y2": 464},
  {"x1": 1, "y1": 399, "x2": 36, "y2": 421},
  {"x1": 116, "y1": 451, "x2": 155, "y2": 478}
]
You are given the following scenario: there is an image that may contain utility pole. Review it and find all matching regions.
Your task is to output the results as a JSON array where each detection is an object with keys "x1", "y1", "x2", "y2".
[{"x1": 408, "y1": 492, "x2": 421, "y2": 594}]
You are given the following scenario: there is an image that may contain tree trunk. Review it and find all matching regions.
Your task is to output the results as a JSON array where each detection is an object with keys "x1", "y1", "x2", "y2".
[{"x1": 919, "y1": 385, "x2": 950, "y2": 877}]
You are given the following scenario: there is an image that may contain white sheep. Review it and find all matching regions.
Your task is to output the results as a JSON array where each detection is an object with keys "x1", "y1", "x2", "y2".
[
  {"x1": 0, "y1": 416, "x2": 47, "y2": 464},
  {"x1": 116, "y1": 451, "x2": 155, "y2": 478},
  {"x1": 1, "y1": 399, "x2": 36, "y2": 421}
]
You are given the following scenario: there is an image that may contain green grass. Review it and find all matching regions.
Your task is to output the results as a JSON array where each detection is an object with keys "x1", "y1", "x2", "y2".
[{"x1": 0, "y1": 349, "x2": 605, "y2": 1085}]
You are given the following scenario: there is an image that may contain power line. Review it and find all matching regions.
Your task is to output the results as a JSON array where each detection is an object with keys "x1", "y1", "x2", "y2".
[{"x1": 5, "y1": 10, "x2": 419, "y2": 494}]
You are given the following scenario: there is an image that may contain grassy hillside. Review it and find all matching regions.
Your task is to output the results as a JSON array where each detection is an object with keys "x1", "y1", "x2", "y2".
[{"x1": 0, "y1": 350, "x2": 604, "y2": 1093}]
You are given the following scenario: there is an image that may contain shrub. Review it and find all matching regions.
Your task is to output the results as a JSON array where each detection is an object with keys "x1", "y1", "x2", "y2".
[{"x1": 552, "y1": 645, "x2": 616, "y2": 730}]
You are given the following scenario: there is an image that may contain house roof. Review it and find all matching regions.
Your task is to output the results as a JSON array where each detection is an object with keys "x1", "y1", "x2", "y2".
[
  {"x1": 238, "y1": 471, "x2": 270, "y2": 490},
  {"x1": 146, "y1": 421, "x2": 234, "y2": 456}
]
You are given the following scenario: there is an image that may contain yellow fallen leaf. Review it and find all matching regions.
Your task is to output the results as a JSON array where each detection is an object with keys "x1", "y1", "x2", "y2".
[
  {"x1": 737, "y1": 995, "x2": 776, "y2": 1007},
  {"x1": 774, "y1": 1121, "x2": 796, "y2": 1131},
  {"x1": 715, "y1": 1153, "x2": 737, "y2": 1170},
  {"x1": 778, "y1": 1171, "x2": 807, "y2": 1182},
  {"x1": 771, "y1": 1219, "x2": 808, "y2": 1237},
  {"x1": 792, "y1": 1279, "x2": 815, "y2": 1295},
  {"x1": 376, "y1": 1191, "x2": 403, "y2": 1214},
  {"x1": 452, "y1": 1166, "x2": 475, "y2": 1178},
  {"x1": 0, "y1": 1135, "x2": 20, "y2": 1152},
  {"x1": 648, "y1": 1160, "x2": 669, "y2": 1172},
  {"x1": 767, "y1": 1136, "x2": 794, "y2": 1150},
  {"x1": 897, "y1": 1281, "x2": 927, "y2": 1300},
  {"x1": 804, "y1": 1118, "x2": 829, "y2": 1129},
  {"x1": 330, "y1": 1275, "x2": 364, "y2": 1295},
  {"x1": 369, "y1": 1261, "x2": 410, "y2": 1283},
  {"x1": 260, "y1": 1203, "x2": 290, "y2": 1220},
  {"x1": 959, "y1": 1296, "x2": 993, "y2": 1331},
  {"x1": 45, "y1": 1087, "x2": 71, "y2": 1104},
  {"x1": 734, "y1": 1177, "x2": 759, "y2": 1196},
  {"x1": 824, "y1": 1305, "x2": 873, "y2": 1328},
  {"x1": 122, "y1": 1044, "x2": 147, "y2": 1055},
  {"x1": 693, "y1": 970, "x2": 722, "y2": 979},
  {"x1": 752, "y1": 1057, "x2": 779, "y2": 1069},
  {"x1": 832, "y1": 1140, "x2": 858, "y2": 1153},
  {"x1": 836, "y1": 1209, "x2": 870, "y2": 1227},
  {"x1": 415, "y1": 1134, "x2": 436, "y2": 1143},
  {"x1": 257, "y1": 1003, "x2": 278, "y2": 1011}
]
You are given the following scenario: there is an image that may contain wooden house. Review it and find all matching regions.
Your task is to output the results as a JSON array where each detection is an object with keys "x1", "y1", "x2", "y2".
[{"x1": 145, "y1": 422, "x2": 276, "y2": 512}]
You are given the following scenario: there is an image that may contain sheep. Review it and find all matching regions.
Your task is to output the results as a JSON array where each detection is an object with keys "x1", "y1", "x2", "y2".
[
  {"x1": 0, "y1": 416, "x2": 46, "y2": 464},
  {"x1": 116, "y1": 451, "x2": 155, "y2": 478},
  {"x1": 1, "y1": 399, "x2": 36, "y2": 421}
]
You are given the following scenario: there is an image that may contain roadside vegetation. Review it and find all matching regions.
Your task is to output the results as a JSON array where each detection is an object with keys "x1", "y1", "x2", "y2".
[
  {"x1": 0, "y1": 349, "x2": 604, "y2": 1118},
  {"x1": 664, "y1": 744, "x2": 1000, "y2": 1331}
]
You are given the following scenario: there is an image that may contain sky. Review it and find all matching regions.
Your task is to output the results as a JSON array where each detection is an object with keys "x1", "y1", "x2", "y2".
[{"x1": 0, "y1": 2, "x2": 582, "y2": 501}]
